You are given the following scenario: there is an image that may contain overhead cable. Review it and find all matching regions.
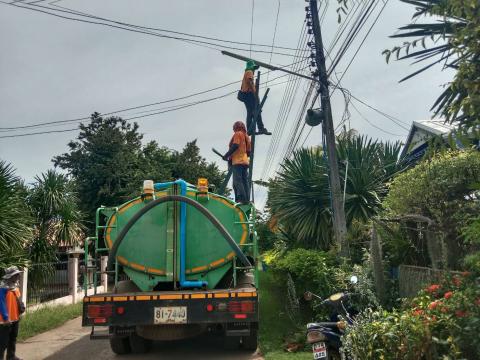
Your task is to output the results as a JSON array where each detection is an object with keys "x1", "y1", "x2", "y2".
[{"x1": 2, "y1": 0, "x2": 304, "y2": 57}]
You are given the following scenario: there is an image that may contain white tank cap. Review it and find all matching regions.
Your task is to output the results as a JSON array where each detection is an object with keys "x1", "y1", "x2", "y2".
[{"x1": 143, "y1": 180, "x2": 154, "y2": 193}]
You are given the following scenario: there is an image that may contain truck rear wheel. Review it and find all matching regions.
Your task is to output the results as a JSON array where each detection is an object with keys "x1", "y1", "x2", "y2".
[
  {"x1": 242, "y1": 329, "x2": 258, "y2": 350},
  {"x1": 109, "y1": 336, "x2": 131, "y2": 355},
  {"x1": 129, "y1": 332, "x2": 151, "y2": 354}
]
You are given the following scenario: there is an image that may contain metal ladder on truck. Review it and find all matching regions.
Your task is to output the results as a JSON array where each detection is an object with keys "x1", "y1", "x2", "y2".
[{"x1": 83, "y1": 206, "x2": 119, "y2": 296}]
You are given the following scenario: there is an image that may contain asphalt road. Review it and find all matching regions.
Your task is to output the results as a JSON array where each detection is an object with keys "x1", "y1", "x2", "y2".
[
  {"x1": 18, "y1": 317, "x2": 260, "y2": 360},
  {"x1": 45, "y1": 333, "x2": 258, "y2": 360}
]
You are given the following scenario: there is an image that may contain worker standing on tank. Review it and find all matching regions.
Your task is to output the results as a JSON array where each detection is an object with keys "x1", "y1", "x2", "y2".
[
  {"x1": 223, "y1": 121, "x2": 251, "y2": 204},
  {"x1": 239, "y1": 60, "x2": 271, "y2": 136},
  {"x1": 0, "y1": 266, "x2": 25, "y2": 360}
]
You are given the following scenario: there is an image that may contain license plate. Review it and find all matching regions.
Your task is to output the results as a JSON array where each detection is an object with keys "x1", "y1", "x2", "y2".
[
  {"x1": 154, "y1": 306, "x2": 187, "y2": 324},
  {"x1": 313, "y1": 342, "x2": 327, "y2": 359}
]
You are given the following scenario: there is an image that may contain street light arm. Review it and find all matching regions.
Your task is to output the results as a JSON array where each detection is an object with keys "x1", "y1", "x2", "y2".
[{"x1": 221, "y1": 50, "x2": 318, "y2": 83}]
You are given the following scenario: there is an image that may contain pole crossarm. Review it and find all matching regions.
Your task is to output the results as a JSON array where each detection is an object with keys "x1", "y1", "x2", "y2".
[{"x1": 221, "y1": 50, "x2": 318, "y2": 83}]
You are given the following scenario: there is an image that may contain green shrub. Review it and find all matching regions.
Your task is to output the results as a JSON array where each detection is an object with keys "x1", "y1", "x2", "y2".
[
  {"x1": 269, "y1": 248, "x2": 379, "y2": 324},
  {"x1": 383, "y1": 150, "x2": 480, "y2": 268},
  {"x1": 343, "y1": 272, "x2": 480, "y2": 359},
  {"x1": 270, "y1": 248, "x2": 336, "y2": 297},
  {"x1": 333, "y1": 258, "x2": 379, "y2": 311}
]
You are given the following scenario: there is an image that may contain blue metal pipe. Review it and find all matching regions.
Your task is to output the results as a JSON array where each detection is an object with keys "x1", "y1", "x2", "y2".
[{"x1": 154, "y1": 180, "x2": 207, "y2": 288}]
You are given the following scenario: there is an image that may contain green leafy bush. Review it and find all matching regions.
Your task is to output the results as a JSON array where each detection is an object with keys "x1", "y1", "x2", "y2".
[
  {"x1": 344, "y1": 272, "x2": 480, "y2": 359},
  {"x1": 383, "y1": 150, "x2": 480, "y2": 268},
  {"x1": 462, "y1": 215, "x2": 480, "y2": 272},
  {"x1": 333, "y1": 258, "x2": 379, "y2": 311},
  {"x1": 269, "y1": 249, "x2": 379, "y2": 320},
  {"x1": 270, "y1": 248, "x2": 336, "y2": 297}
]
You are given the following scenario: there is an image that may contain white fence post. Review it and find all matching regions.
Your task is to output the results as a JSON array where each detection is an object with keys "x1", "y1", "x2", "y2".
[
  {"x1": 100, "y1": 256, "x2": 108, "y2": 292},
  {"x1": 68, "y1": 257, "x2": 79, "y2": 304},
  {"x1": 19, "y1": 267, "x2": 28, "y2": 305}
]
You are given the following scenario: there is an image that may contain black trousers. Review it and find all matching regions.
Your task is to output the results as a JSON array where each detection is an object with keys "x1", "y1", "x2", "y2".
[
  {"x1": 244, "y1": 92, "x2": 265, "y2": 134},
  {"x1": 232, "y1": 164, "x2": 249, "y2": 203},
  {"x1": 0, "y1": 321, "x2": 19, "y2": 360}
]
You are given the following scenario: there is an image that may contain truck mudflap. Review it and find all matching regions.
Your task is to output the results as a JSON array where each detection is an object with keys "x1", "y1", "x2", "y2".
[{"x1": 82, "y1": 289, "x2": 258, "y2": 329}]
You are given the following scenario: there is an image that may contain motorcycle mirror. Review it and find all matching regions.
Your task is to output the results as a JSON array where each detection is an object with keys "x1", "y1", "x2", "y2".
[
  {"x1": 304, "y1": 291, "x2": 313, "y2": 301},
  {"x1": 350, "y1": 275, "x2": 358, "y2": 284}
]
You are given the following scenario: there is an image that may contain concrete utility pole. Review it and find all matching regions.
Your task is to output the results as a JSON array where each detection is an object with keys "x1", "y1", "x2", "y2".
[{"x1": 309, "y1": 0, "x2": 349, "y2": 257}]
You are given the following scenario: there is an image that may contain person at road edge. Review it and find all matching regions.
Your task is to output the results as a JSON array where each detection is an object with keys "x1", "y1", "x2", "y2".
[{"x1": 0, "y1": 266, "x2": 25, "y2": 360}]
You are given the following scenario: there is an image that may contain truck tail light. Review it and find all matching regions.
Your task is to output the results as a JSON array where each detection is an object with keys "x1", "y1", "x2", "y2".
[
  {"x1": 87, "y1": 304, "x2": 113, "y2": 319},
  {"x1": 206, "y1": 304, "x2": 214, "y2": 312},
  {"x1": 227, "y1": 301, "x2": 254, "y2": 313},
  {"x1": 116, "y1": 306, "x2": 125, "y2": 315}
]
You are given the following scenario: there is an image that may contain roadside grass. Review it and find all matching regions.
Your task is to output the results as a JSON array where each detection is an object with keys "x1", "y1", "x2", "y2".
[
  {"x1": 259, "y1": 271, "x2": 312, "y2": 360},
  {"x1": 18, "y1": 302, "x2": 83, "y2": 341}
]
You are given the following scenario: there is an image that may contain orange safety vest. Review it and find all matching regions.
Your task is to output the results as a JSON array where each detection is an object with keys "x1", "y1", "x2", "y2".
[{"x1": 0, "y1": 288, "x2": 21, "y2": 324}]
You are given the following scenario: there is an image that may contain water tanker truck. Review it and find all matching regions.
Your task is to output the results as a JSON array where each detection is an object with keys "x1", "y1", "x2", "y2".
[{"x1": 81, "y1": 179, "x2": 259, "y2": 354}]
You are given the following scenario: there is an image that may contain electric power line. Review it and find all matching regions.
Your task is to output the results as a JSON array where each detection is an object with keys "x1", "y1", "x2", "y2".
[
  {"x1": 0, "y1": 75, "x2": 295, "y2": 139},
  {"x1": 0, "y1": 56, "x2": 308, "y2": 132},
  {"x1": 265, "y1": 0, "x2": 281, "y2": 84},
  {"x1": 2, "y1": 0, "x2": 305, "y2": 57}
]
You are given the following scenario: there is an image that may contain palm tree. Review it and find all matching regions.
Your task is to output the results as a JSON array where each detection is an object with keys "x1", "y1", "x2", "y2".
[
  {"x1": 267, "y1": 135, "x2": 405, "y2": 250},
  {"x1": 27, "y1": 170, "x2": 85, "y2": 264},
  {"x1": 269, "y1": 147, "x2": 332, "y2": 249},
  {"x1": 382, "y1": 0, "x2": 479, "y2": 130},
  {"x1": 0, "y1": 160, "x2": 31, "y2": 269}
]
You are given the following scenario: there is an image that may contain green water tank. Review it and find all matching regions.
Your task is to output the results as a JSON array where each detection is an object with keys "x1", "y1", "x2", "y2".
[{"x1": 103, "y1": 183, "x2": 250, "y2": 291}]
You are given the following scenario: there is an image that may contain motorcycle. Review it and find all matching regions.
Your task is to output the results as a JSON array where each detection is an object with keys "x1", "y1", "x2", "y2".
[{"x1": 304, "y1": 275, "x2": 358, "y2": 360}]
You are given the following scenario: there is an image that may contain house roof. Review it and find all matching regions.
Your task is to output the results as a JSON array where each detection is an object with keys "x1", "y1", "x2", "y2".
[
  {"x1": 400, "y1": 119, "x2": 454, "y2": 159},
  {"x1": 412, "y1": 120, "x2": 454, "y2": 136}
]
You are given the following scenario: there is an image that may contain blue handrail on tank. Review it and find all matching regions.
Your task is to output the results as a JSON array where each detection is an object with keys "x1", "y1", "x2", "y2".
[{"x1": 154, "y1": 180, "x2": 208, "y2": 289}]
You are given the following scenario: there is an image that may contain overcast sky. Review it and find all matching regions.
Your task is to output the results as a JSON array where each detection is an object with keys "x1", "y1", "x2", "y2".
[{"x1": 0, "y1": 0, "x2": 452, "y2": 206}]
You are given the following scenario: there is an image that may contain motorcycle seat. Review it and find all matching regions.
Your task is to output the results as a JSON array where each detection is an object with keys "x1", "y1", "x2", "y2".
[{"x1": 307, "y1": 322, "x2": 338, "y2": 330}]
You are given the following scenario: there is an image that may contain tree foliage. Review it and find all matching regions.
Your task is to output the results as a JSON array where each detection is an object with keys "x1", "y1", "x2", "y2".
[
  {"x1": 53, "y1": 113, "x2": 145, "y2": 222},
  {"x1": 27, "y1": 170, "x2": 85, "y2": 263},
  {"x1": 268, "y1": 135, "x2": 404, "y2": 249},
  {"x1": 53, "y1": 113, "x2": 225, "y2": 226},
  {"x1": 0, "y1": 160, "x2": 31, "y2": 269},
  {"x1": 383, "y1": 150, "x2": 480, "y2": 268},
  {"x1": 383, "y1": 0, "x2": 480, "y2": 130}
]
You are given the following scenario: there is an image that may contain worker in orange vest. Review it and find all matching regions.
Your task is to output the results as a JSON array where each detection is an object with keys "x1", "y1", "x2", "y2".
[
  {"x1": 0, "y1": 266, "x2": 25, "y2": 360},
  {"x1": 223, "y1": 121, "x2": 251, "y2": 204},
  {"x1": 238, "y1": 60, "x2": 271, "y2": 136}
]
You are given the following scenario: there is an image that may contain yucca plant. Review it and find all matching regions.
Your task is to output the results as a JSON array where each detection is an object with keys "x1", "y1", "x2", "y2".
[
  {"x1": 267, "y1": 135, "x2": 405, "y2": 250},
  {"x1": 269, "y1": 147, "x2": 332, "y2": 249},
  {"x1": 0, "y1": 160, "x2": 31, "y2": 270}
]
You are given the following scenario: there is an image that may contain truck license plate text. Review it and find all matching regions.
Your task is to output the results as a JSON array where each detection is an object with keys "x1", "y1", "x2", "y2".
[{"x1": 154, "y1": 306, "x2": 187, "y2": 324}]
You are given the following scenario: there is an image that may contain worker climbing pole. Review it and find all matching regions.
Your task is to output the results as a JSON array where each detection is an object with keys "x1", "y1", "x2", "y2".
[
  {"x1": 238, "y1": 60, "x2": 272, "y2": 136},
  {"x1": 213, "y1": 59, "x2": 271, "y2": 203}
]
